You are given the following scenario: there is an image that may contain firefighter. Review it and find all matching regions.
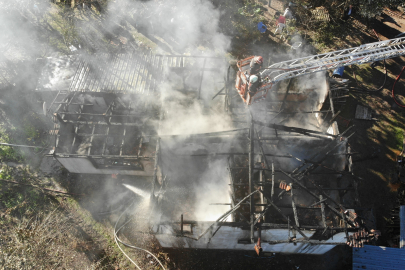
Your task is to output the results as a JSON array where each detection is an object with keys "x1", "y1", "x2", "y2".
[
  {"x1": 250, "y1": 56, "x2": 263, "y2": 75},
  {"x1": 248, "y1": 74, "x2": 261, "y2": 95}
]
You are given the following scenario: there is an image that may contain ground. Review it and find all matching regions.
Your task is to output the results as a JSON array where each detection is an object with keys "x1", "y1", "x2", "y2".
[{"x1": 1, "y1": 0, "x2": 405, "y2": 269}]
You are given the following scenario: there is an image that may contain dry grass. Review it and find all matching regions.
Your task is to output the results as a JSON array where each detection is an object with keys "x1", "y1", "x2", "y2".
[
  {"x1": 0, "y1": 164, "x2": 121, "y2": 269},
  {"x1": 1, "y1": 210, "x2": 99, "y2": 269}
]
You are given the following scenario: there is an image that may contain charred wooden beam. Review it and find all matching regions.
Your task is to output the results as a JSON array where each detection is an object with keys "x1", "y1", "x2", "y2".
[
  {"x1": 308, "y1": 198, "x2": 328, "y2": 208},
  {"x1": 62, "y1": 120, "x2": 144, "y2": 126},
  {"x1": 257, "y1": 189, "x2": 308, "y2": 239},
  {"x1": 291, "y1": 184, "x2": 300, "y2": 227},
  {"x1": 171, "y1": 67, "x2": 221, "y2": 72},
  {"x1": 102, "y1": 127, "x2": 110, "y2": 155},
  {"x1": 58, "y1": 112, "x2": 142, "y2": 117},
  {"x1": 198, "y1": 58, "x2": 207, "y2": 99},
  {"x1": 259, "y1": 155, "x2": 266, "y2": 214},
  {"x1": 47, "y1": 91, "x2": 68, "y2": 116},
  {"x1": 329, "y1": 110, "x2": 342, "y2": 124},
  {"x1": 137, "y1": 137, "x2": 143, "y2": 158},
  {"x1": 54, "y1": 113, "x2": 65, "y2": 123},
  {"x1": 327, "y1": 78, "x2": 335, "y2": 116},
  {"x1": 212, "y1": 86, "x2": 225, "y2": 100},
  {"x1": 50, "y1": 153, "x2": 152, "y2": 159},
  {"x1": 348, "y1": 146, "x2": 361, "y2": 206},
  {"x1": 229, "y1": 182, "x2": 354, "y2": 190},
  {"x1": 304, "y1": 176, "x2": 349, "y2": 215},
  {"x1": 70, "y1": 125, "x2": 78, "y2": 154},
  {"x1": 190, "y1": 153, "x2": 290, "y2": 158},
  {"x1": 263, "y1": 240, "x2": 348, "y2": 245},
  {"x1": 210, "y1": 203, "x2": 340, "y2": 210},
  {"x1": 54, "y1": 102, "x2": 94, "y2": 106},
  {"x1": 160, "y1": 128, "x2": 249, "y2": 139},
  {"x1": 151, "y1": 138, "x2": 160, "y2": 198},
  {"x1": 332, "y1": 95, "x2": 350, "y2": 99},
  {"x1": 291, "y1": 126, "x2": 354, "y2": 175},
  {"x1": 253, "y1": 202, "x2": 272, "y2": 226},
  {"x1": 119, "y1": 127, "x2": 126, "y2": 156},
  {"x1": 253, "y1": 120, "x2": 337, "y2": 139},
  {"x1": 320, "y1": 195, "x2": 327, "y2": 228},
  {"x1": 280, "y1": 170, "x2": 349, "y2": 225},
  {"x1": 183, "y1": 190, "x2": 259, "y2": 241},
  {"x1": 73, "y1": 133, "x2": 130, "y2": 137},
  {"x1": 87, "y1": 125, "x2": 96, "y2": 155},
  {"x1": 155, "y1": 55, "x2": 226, "y2": 59},
  {"x1": 278, "y1": 78, "x2": 294, "y2": 115},
  {"x1": 227, "y1": 155, "x2": 237, "y2": 218},
  {"x1": 161, "y1": 221, "x2": 356, "y2": 231}
]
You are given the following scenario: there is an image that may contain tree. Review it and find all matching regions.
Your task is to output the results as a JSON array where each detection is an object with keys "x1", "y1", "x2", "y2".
[
  {"x1": 303, "y1": 0, "x2": 403, "y2": 19},
  {"x1": 353, "y1": 0, "x2": 403, "y2": 18}
]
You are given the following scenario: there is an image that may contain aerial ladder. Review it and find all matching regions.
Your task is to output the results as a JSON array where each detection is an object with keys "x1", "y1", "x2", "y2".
[{"x1": 235, "y1": 37, "x2": 405, "y2": 105}]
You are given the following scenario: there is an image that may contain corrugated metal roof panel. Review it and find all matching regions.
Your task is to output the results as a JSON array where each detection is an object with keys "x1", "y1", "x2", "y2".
[{"x1": 353, "y1": 245, "x2": 405, "y2": 270}]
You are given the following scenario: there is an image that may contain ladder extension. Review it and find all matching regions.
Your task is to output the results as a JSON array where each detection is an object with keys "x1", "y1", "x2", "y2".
[{"x1": 261, "y1": 37, "x2": 405, "y2": 83}]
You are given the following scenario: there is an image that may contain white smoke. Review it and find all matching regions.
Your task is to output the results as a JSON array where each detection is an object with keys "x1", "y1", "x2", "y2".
[
  {"x1": 193, "y1": 159, "x2": 231, "y2": 221},
  {"x1": 104, "y1": 0, "x2": 231, "y2": 54}
]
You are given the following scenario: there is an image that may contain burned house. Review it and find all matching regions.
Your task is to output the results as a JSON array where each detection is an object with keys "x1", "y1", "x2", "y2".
[
  {"x1": 148, "y1": 72, "x2": 378, "y2": 255},
  {"x1": 150, "y1": 126, "x2": 373, "y2": 254},
  {"x1": 43, "y1": 53, "x2": 228, "y2": 175},
  {"x1": 47, "y1": 91, "x2": 159, "y2": 176},
  {"x1": 41, "y1": 50, "x2": 376, "y2": 255}
]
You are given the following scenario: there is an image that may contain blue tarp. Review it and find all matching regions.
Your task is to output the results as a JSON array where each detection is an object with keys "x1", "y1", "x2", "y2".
[{"x1": 353, "y1": 245, "x2": 405, "y2": 270}]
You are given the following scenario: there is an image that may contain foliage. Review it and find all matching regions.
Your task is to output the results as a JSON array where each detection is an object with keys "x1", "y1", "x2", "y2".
[
  {"x1": 232, "y1": 1, "x2": 268, "y2": 43},
  {"x1": 0, "y1": 126, "x2": 23, "y2": 162},
  {"x1": 23, "y1": 124, "x2": 39, "y2": 143},
  {"x1": 46, "y1": 6, "x2": 81, "y2": 53},
  {"x1": 0, "y1": 166, "x2": 48, "y2": 216},
  {"x1": 238, "y1": 1, "x2": 264, "y2": 17},
  {"x1": 0, "y1": 165, "x2": 120, "y2": 269},
  {"x1": 353, "y1": 0, "x2": 404, "y2": 18},
  {"x1": 312, "y1": 21, "x2": 341, "y2": 46},
  {"x1": 0, "y1": 210, "x2": 111, "y2": 269},
  {"x1": 303, "y1": 0, "x2": 404, "y2": 19}
]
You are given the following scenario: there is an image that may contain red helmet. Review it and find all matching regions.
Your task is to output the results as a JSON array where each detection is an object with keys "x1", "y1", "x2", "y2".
[{"x1": 255, "y1": 56, "x2": 263, "y2": 64}]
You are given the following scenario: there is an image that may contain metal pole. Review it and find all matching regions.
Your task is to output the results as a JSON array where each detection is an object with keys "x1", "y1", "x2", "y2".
[{"x1": 249, "y1": 114, "x2": 255, "y2": 244}]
